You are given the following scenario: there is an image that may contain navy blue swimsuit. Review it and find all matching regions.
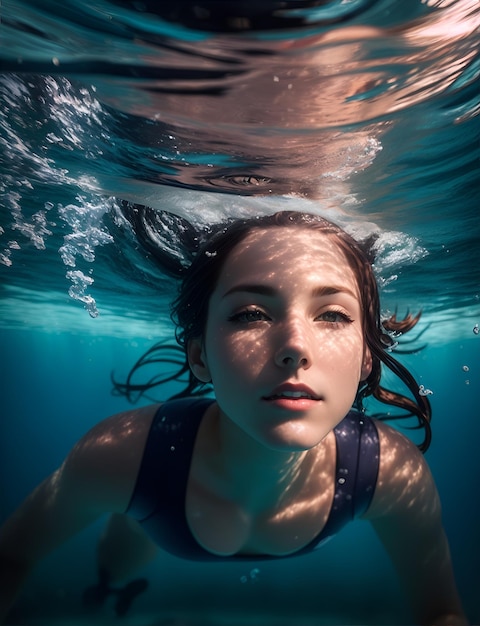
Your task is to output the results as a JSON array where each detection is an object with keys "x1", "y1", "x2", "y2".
[{"x1": 126, "y1": 397, "x2": 379, "y2": 561}]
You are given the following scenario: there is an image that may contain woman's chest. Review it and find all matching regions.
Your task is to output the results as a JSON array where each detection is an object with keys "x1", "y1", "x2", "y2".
[{"x1": 184, "y1": 435, "x2": 337, "y2": 557}]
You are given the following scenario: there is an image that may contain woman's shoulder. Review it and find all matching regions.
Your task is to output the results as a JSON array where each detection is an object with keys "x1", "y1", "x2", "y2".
[
  {"x1": 373, "y1": 418, "x2": 423, "y2": 457},
  {"x1": 60, "y1": 404, "x2": 162, "y2": 512},
  {"x1": 364, "y1": 419, "x2": 438, "y2": 521},
  {"x1": 70, "y1": 403, "x2": 161, "y2": 459}
]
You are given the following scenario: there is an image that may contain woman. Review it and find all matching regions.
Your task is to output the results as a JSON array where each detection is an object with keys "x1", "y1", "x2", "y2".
[{"x1": 0, "y1": 210, "x2": 467, "y2": 625}]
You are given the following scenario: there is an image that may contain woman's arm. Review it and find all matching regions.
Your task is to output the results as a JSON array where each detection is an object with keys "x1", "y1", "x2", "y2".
[
  {"x1": 364, "y1": 422, "x2": 467, "y2": 626},
  {"x1": 0, "y1": 404, "x2": 157, "y2": 623}
]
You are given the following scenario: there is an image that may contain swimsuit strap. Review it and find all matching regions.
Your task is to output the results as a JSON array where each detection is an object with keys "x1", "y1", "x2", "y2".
[
  {"x1": 125, "y1": 397, "x2": 213, "y2": 523},
  {"x1": 314, "y1": 411, "x2": 379, "y2": 545}
]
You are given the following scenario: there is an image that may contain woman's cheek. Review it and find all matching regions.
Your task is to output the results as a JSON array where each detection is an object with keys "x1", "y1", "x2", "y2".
[{"x1": 229, "y1": 334, "x2": 269, "y2": 369}]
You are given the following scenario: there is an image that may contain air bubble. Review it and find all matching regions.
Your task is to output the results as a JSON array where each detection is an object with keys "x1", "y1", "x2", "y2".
[
  {"x1": 473, "y1": 324, "x2": 479, "y2": 335},
  {"x1": 250, "y1": 568, "x2": 260, "y2": 579},
  {"x1": 462, "y1": 365, "x2": 469, "y2": 372},
  {"x1": 419, "y1": 385, "x2": 433, "y2": 397}
]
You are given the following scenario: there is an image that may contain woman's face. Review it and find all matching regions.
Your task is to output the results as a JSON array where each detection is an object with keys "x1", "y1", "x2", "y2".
[{"x1": 188, "y1": 226, "x2": 372, "y2": 451}]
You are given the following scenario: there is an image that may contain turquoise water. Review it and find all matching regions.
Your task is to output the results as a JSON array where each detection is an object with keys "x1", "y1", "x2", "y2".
[{"x1": 1, "y1": 1, "x2": 480, "y2": 624}]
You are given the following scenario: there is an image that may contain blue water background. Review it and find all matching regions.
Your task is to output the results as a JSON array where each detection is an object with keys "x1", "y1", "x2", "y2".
[
  {"x1": 1, "y1": 0, "x2": 480, "y2": 623},
  {"x1": 1, "y1": 327, "x2": 479, "y2": 624}
]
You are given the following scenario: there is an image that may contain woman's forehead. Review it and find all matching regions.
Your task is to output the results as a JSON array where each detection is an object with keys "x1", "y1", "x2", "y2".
[
  {"x1": 217, "y1": 226, "x2": 359, "y2": 290},
  {"x1": 228, "y1": 226, "x2": 350, "y2": 262}
]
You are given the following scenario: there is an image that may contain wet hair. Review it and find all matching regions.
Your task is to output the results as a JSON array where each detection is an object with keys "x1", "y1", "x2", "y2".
[{"x1": 113, "y1": 204, "x2": 431, "y2": 451}]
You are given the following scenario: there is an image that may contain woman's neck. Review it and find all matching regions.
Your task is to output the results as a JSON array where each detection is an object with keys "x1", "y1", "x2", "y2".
[{"x1": 203, "y1": 403, "x2": 327, "y2": 514}]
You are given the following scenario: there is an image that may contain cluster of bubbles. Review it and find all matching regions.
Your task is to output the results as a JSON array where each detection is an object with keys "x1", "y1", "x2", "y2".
[
  {"x1": 462, "y1": 365, "x2": 471, "y2": 386},
  {"x1": 57, "y1": 197, "x2": 115, "y2": 317},
  {"x1": 240, "y1": 568, "x2": 260, "y2": 585}
]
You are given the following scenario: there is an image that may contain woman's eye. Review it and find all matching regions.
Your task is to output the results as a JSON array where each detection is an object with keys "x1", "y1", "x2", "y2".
[
  {"x1": 228, "y1": 309, "x2": 270, "y2": 323},
  {"x1": 316, "y1": 310, "x2": 353, "y2": 324}
]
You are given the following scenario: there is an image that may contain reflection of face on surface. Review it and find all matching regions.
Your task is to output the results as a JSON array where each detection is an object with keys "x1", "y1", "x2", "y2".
[
  {"x1": 96, "y1": 29, "x2": 387, "y2": 199},
  {"x1": 188, "y1": 227, "x2": 372, "y2": 452}
]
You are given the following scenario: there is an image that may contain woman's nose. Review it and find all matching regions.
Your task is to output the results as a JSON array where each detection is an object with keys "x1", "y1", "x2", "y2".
[{"x1": 274, "y1": 320, "x2": 312, "y2": 370}]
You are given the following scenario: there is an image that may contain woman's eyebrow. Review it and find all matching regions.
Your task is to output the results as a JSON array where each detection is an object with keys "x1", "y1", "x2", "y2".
[
  {"x1": 311, "y1": 285, "x2": 358, "y2": 299},
  {"x1": 222, "y1": 284, "x2": 357, "y2": 299},
  {"x1": 221, "y1": 284, "x2": 277, "y2": 299}
]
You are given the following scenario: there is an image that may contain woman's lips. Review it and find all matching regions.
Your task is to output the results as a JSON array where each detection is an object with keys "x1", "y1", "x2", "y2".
[
  {"x1": 263, "y1": 382, "x2": 321, "y2": 401},
  {"x1": 262, "y1": 383, "x2": 322, "y2": 410},
  {"x1": 262, "y1": 396, "x2": 321, "y2": 411}
]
